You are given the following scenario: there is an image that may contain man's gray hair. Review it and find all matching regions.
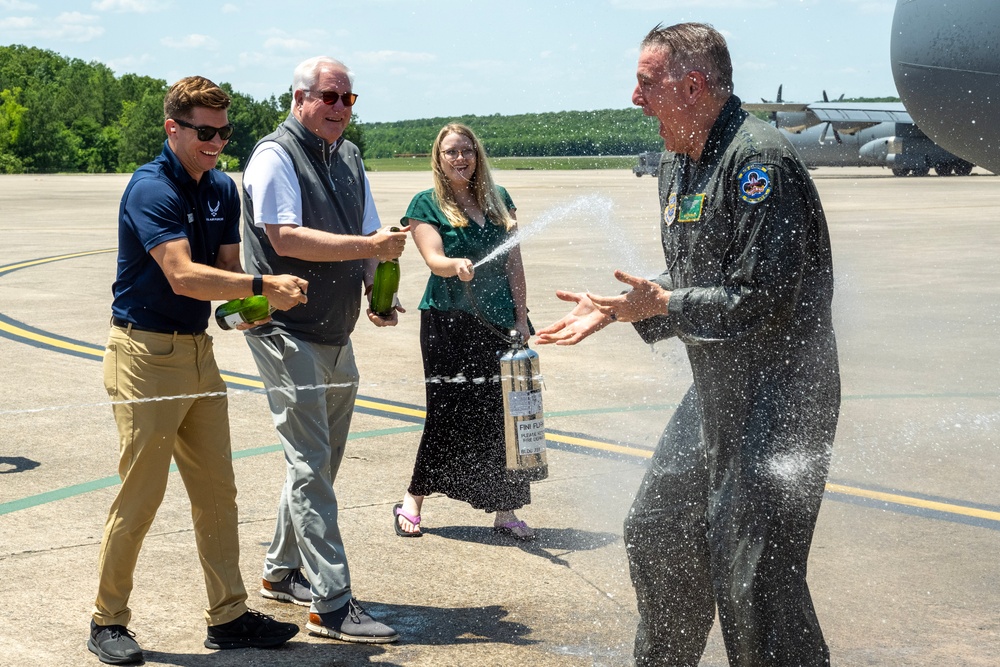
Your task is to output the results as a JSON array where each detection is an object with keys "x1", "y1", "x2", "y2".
[
  {"x1": 290, "y1": 56, "x2": 355, "y2": 111},
  {"x1": 641, "y1": 22, "x2": 734, "y2": 98}
]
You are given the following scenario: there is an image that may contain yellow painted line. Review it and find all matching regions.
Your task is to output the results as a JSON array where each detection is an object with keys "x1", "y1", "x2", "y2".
[
  {"x1": 224, "y1": 375, "x2": 263, "y2": 388},
  {"x1": 222, "y1": 376, "x2": 429, "y2": 420},
  {"x1": 546, "y1": 432, "x2": 653, "y2": 459},
  {"x1": 825, "y1": 483, "x2": 1000, "y2": 523},
  {"x1": 0, "y1": 249, "x2": 115, "y2": 274},
  {"x1": 0, "y1": 319, "x2": 103, "y2": 358},
  {"x1": 357, "y1": 398, "x2": 427, "y2": 418}
]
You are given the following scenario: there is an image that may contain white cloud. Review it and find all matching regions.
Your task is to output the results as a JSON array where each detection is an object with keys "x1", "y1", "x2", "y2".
[
  {"x1": 161, "y1": 33, "x2": 219, "y2": 50},
  {"x1": 221, "y1": 3, "x2": 238, "y2": 13},
  {"x1": 91, "y1": 0, "x2": 162, "y2": 12},
  {"x1": 0, "y1": 12, "x2": 104, "y2": 41},
  {"x1": 0, "y1": 16, "x2": 34, "y2": 29},
  {"x1": 104, "y1": 52, "x2": 155, "y2": 74},
  {"x1": 0, "y1": 1, "x2": 37, "y2": 10},
  {"x1": 263, "y1": 36, "x2": 312, "y2": 52}
]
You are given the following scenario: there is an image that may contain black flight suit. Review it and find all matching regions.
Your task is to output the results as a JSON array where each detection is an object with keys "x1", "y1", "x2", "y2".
[{"x1": 625, "y1": 95, "x2": 840, "y2": 667}]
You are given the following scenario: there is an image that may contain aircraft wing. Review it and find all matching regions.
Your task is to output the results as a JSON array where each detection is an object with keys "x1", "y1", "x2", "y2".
[
  {"x1": 807, "y1": 103, "x2": 911, "y2": 124},
  {"x1": 742, "y1": 101, "x2": 912, "y2": 133}
]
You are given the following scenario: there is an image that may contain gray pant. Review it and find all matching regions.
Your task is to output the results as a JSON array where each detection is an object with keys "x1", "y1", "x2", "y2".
[{"x1": 247, "y1": 333, "x2": 359, "y2": 614}]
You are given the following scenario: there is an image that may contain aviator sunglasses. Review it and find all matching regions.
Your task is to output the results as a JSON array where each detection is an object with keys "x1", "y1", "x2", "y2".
[
  {"x1": 305, "y1": 90, "x2": 359, "y2": 106},
  {"x1": 172, "y1": 118, "x2": 235, "y2": 141}
]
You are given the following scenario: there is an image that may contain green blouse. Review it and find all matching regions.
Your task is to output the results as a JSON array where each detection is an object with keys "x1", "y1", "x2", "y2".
[{"x1": 402, "y1": 186, "x2": 518, "y2": 328}]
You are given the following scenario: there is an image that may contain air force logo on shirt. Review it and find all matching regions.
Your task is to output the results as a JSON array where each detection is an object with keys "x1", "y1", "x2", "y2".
[
  {"x1": 737, "y1": 164, "x2": 772, "y2": 204},
  {"x1": 206, "y1": 199, "x2": 223, "y2": 222}
]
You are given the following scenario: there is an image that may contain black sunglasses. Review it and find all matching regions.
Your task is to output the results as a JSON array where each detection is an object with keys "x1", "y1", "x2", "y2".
[
  {"x1": 306, "y1": 90, "x2": 358, "y2": 107},
  {"x1": 172, "y1": 118, "x2": 235, "y2": 141}
]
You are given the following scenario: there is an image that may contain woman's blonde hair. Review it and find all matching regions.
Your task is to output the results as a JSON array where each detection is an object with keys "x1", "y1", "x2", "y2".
[{"x1": 431, "y1": 123, "x2": 513, "y2": 230}]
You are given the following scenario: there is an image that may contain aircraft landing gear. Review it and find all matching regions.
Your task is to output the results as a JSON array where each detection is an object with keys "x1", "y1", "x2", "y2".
[
  {"x1": 892, "y1": 167, "x2": 911, "y2": 177},
  {"x1": 911, "y1": 165, "x2": 930, "y2": 177},
  {"x1": 953, "y1": 160, "x2": 974, "y2": 176},
  {"x1": 935, "y1": 163, "x2": 954, "y2": 176}
]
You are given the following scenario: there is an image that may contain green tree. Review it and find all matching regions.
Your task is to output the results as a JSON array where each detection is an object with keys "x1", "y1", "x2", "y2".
[{"x1": 117, "y1": 90, "x2": 166, "y2": 171}]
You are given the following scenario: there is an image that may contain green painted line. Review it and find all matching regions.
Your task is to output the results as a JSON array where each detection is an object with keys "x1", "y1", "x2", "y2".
[
  {"x1": 843, "y1": 392, "x2": 1000, "y2": 401},
  {"x1": 546, "y1": 404, "x2": 678, "y2": 417},
  {"x1": 0, "y1": 475, "x2": 122, "y2": 515},
  {"x1": 0, "y1": 425, "x2": 425, "y2": 517}
]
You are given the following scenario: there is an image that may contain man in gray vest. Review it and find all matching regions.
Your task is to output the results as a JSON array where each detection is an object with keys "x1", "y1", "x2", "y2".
[{"x1": 241, "y1": 55, "x2": 407, "y2": 643}]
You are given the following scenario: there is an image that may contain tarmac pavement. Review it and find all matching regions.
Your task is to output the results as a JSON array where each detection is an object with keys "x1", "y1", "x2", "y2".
[{"x1": 1, "y1": 166, "x2": 998, "y2": 666}]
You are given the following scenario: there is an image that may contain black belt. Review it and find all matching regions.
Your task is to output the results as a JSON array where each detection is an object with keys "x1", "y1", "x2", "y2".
[{"x1": 111, "y1": 317, "x2": 203, "y2": 336}]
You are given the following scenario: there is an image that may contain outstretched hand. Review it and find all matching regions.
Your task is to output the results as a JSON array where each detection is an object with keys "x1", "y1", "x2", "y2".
[
  {"x1": 588, "y1": 270, "x2": 670, "y2": 323},
  {"x1": 535, "y1": 271, "x2": 669, "y2": 346},
  {"x1": 534, "y1": 290, "x2": 612, "y2": 346}
]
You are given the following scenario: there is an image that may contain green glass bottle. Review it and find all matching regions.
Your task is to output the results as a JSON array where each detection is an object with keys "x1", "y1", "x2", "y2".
[
  {"x1": 370, "y1": 226, "x2": 401, "y2": 317},
  {"x1": 215, "y1": 295, "x2": 274, "y2": 330}
]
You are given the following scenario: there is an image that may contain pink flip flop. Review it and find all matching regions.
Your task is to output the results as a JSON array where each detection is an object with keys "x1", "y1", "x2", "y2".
[
  {"x1": 393, "y1": 503, "x2": 422, "y2": 537},
  {"x1": 493, "y1": 520, "x2": 535, "y2": 541}
]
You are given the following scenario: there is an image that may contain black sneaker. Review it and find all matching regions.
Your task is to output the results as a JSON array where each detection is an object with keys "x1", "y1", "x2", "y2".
[
  {"x1": 204, "y1": 609, "x2": 299, "y2": 650},
  {"x1": 88, "y1": 620, "x2": 143, "y2": 665},
  {"x1": 306, "y1": 599, "x2": 399, "y2": 644},
  {"x1": 260, "y1": 569, "x2": 311, "y2": 606}
]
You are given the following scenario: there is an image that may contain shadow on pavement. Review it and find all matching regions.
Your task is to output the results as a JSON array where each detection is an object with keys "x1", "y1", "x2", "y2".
[
  {"x1": 424, "y1": 526, "x2": 621, "y2": 566},
  {"x1": 142, "y1": 602, "x2": 537, "y2": 666}
]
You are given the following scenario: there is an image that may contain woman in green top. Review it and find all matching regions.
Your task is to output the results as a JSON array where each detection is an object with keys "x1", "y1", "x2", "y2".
[{"x1": 393, "y1": 123, "x2": 534, "y2": 540}]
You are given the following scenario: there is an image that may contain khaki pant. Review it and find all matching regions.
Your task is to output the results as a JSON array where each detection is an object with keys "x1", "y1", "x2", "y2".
[{"x1": 93, "y1": 325, "x2": 248, "y2": 627}]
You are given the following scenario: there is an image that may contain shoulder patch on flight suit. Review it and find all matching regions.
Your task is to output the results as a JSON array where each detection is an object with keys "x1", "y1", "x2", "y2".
[
  {"x1": 737, "y1": 164, "x2": 772, "y2": 204},
  {"x1": 664, "y1": 193, "x2": 678, "y2": 226},
  {"x1": 678, "y1": 194, "x2": 705, "y2": 222}
]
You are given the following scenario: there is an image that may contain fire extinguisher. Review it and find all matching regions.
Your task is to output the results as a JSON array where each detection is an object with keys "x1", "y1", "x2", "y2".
[{"x1": 499, "y1": 330, "x2": 548, "y2": 481}]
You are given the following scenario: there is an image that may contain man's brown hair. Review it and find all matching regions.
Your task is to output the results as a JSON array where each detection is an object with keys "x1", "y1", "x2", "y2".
[{"x1": 163, "y1": 76, "x2": 231, "y2": 121}]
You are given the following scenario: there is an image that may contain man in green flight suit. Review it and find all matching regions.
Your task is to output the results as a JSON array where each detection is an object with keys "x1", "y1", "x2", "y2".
[{"x1": 537, "y1": 22, "x2": 841, "y2": 667}]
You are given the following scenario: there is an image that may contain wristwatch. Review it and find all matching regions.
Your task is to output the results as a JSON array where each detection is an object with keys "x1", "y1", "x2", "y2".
[{"x1": 252, "y1": 275, "x2": 263, "y2": 296}]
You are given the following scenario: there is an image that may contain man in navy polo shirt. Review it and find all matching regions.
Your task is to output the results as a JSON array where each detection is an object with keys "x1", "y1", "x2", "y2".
[{"x1": 89, "y1": 76, "x2": 309, "y2": 665}]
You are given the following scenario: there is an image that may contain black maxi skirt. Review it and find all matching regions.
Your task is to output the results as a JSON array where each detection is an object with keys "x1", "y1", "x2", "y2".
[{"x1": 407, "y1": 308, "x2": 530, "y2": 513}]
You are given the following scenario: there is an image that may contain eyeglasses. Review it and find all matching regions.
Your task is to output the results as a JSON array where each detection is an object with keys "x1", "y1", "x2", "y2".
[
  {"x1": 305, "y1": 90, "x2": 358, "y2": 106},
  {"x1": 443, "y1": 148, "x2": 476, "y2": 161},
  {"x1": 172, "y1": 118, "x2": 235, "y2": 142}
]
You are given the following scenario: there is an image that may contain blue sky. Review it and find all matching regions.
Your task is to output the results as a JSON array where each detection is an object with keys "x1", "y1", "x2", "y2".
[{"x1": 1, "y1": 0, "x2": 900, "y2": 123}]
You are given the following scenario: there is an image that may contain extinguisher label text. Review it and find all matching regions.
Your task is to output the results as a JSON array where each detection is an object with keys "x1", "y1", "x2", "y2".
[
  {"x1": 516, "y1": 418, "x2": 546, "y2": 454},
  {"x1": 508, "y1": 389, "x2": 542, "y2": 417}
]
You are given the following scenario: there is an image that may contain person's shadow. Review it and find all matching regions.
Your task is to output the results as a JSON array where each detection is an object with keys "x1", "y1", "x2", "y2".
[
  {"x1": 425, "y1": 525, "x2": 621, "y2": 567},
  {"x1": 0, "y1": 456, "x2": 40, "y2": 474},
  {"x1": 141, "y1": 602, "x2": 536, "y2": 666}
]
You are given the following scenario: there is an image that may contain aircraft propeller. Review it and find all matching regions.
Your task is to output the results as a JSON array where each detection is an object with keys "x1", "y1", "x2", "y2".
[{"x1": 820, "y1": 90, "x2": 846, "y2": 144}]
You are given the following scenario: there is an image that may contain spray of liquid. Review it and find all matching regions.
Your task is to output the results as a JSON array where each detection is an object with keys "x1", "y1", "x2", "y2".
[{"x1": 473, "y1": 193, "x2": 658, "y2": 278}]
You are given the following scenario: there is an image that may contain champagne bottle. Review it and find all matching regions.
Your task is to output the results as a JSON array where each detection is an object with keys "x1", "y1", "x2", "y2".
[
  {"x1": 215, "y1": 295, "x2": 274, "y2": 330},
  {"x1": 370, "y1": 226, "x2": 401, "y2": 317}
]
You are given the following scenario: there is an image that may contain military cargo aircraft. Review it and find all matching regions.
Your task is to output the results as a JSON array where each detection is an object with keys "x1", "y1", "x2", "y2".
[
  {"x1": 891, "y1": 0, "x2": 999, "y2": 174},
  {"x1": 742, "y1": 90, "x2": 976, "y2": 177}
]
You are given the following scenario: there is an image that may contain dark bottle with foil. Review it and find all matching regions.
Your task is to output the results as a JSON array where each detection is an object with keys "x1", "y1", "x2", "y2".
[
  {"x1": 370, "y1": 227, "x2": 401, "y2": 317},
  {"x1": 215, "y1": 295, "x2": 274, "y2": 330}
]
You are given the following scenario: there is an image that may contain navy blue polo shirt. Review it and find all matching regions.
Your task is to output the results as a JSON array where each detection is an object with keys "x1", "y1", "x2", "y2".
[{"x1": 111, "y1": 141, "x2": 241, "y2": 333}]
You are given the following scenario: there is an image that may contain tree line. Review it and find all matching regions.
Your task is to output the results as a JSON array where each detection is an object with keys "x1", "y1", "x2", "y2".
[
  {"x1": 362, "y1": 110, "x2": 663, "y2": 159},
  {"x1": 0, "y1": 44, "x2": 363, "y2": 174},
  {"x1": 0, "y1": 44, "x2": 662, "y2": 174}
]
